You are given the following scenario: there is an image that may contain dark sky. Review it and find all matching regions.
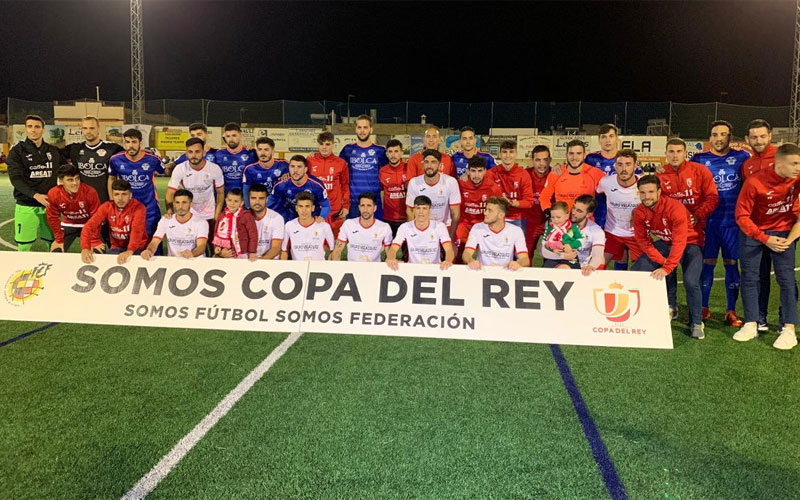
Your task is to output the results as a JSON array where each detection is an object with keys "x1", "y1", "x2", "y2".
[{"x1": 0, "y1": 0, "x2": 795, "y2": 105}]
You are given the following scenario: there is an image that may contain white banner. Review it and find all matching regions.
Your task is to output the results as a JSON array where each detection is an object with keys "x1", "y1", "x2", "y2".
[{"x1": 0, "y1": 253, "x2": 672, "y2": 349}]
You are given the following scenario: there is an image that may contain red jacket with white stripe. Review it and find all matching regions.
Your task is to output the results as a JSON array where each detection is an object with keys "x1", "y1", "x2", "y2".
[{"x1": 46, "y1": 183, "x2": 101, "y2": 244}]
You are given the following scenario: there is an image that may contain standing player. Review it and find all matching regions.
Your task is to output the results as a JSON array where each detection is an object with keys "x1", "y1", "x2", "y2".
[
  {"x1": 404, "y1": 149, "x2": 461, "y2": 238},
  {"x1": 248, "y1": 183, "x2": 284, "y2": 260},
  {"x1": 60, "y1": 115, "x2": 123, "y2": 204},
  {"x1": 268, "y1": 155, "x2": 330, "y2": 222},
  {"x1": 539, "y1": 139, "x2": 604, "y2": 213},
  {"x1": 585, "y1": 124, "x2": 623, "y2": 229},
  {"x1": 108, "y1": 128, "x2": 165, "y2": 237},
  {"x1": 525, "y1": 145, "x2": 552, "y2": 256},
  {"x1": 339, "y1": 115, "x2": 387, "y2": 219},
  {"x1": 243, "y1": 137, "x2": 289, "y2": 206},
  {"x1": 307, "y1": 131, "x2": 350, "y2": 237},
  {"x1": 7, "y1": 115, "x2": 61, "y2": 251},
  {"x1": 595, "y1": 150, "x2": 641, "y2": 270},
  {"x1": 734, "y1": 143, "x2": 800, "y2": 349},
  {"x1": 379, "y1": 139, "x2": 408, "y2": 236},
  {"x1": 462, "y1": 197, "x2": 529, "y2": 270},
  {"x1": 330, "y1": 192, "x2": 393, "y2": 262},
  {"x1": 281, "y1": 192, "x2": 334, "y2": 261},
  {"x1": 164, "y1": 123, "x2": 217, "y2": 175},
  {"x1": 539, "y1": 195, "x2": 606, "y2": 274},
  {"x1": 405, "y1": 126, "x2": 455, "y2": 179},
  {"x1": 214, "y1": 122, "x2": 256, "y2": 196},
  {"x1": 141, "y1": 189, "x2": 208, "y2": 259},
  {"x1": 692, "y1": 120, "x2": 750, "y2": 326},
  {"x1": 455, "y1": 156, "x2": 503, "y2": 261},
  {"x1": 167, "y1": 137, "x2": 225, "y2": 240},
  {"x1": 484, "y1": 140, "x2": 534, "y2": 232},
  {"x1": 46, "y1": 164, "x2": 103, "y2": 253},
  {"x1": 80, "y1": 179, "x2": 148, "y2": 264},
  {"x1": 631, "y1": 176, "x2": 705, "y2": 339},
  {"x1": 451, "y1": 126, "x2": 496, "y2": 178},
  {"x1": 386, "y1": 195, "x2": 454, "y2": 270}
]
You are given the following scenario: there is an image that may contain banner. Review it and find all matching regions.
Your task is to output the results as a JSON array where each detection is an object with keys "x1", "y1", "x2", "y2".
[
  {"x1": 105, "y1": 126, "x2": 124, "y2": 145},
  {"x1": 287, "y1": 128, "x2": 321, "y2": 153},
  {"x1": 0, "y1": 253, "x2": 672, "y2": 349},
  {"x1": 155, "y1": 128, "x2": 189, "y2": 150}
]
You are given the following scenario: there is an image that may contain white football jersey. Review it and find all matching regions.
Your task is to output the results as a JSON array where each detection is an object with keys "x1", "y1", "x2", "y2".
[
  {"x1": 338, "y1": 218, "x2": 393, "y2": 262},
  {"x1": 597, "y1": 175, "x2": 640, "y2": 238},
  {"x1": 391, "y1": 220, "x2": 451, "y2": 264},
  {"x1": 153, "y1": 214, "x2": 209, "y2": 257},
  {"x1": 575, "y1": 219, "x2": 606, "y2": 265},
  {"x1": 254, "y1": 209, "x2": 285, "y2": 258},
  {"x1": 465, "y1": 222, "x2": 527, "y2": 267},
  {"x1": 168, "y1": 161, "x2": 224, "y2": 220},
  {"x1": 405, "y1": 174, "x2": 461, "y2": 226},
  {"x1": 282, "y1": 219, "x2": 334, "y2": 261}
]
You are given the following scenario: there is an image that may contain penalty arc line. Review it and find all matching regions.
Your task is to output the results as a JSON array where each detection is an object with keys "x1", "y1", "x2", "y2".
[
  {"x1": 120, "y1": 330, "x2": 303, "y2": 500},
  {"x1": 0, "y1": 218, "x2": 17, "y2": 250}
]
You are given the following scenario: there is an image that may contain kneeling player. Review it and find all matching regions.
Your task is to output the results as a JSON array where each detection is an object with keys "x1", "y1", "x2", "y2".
[
  {"x1": 46, "y1": 164, "x2": 104, "y2": 253},
  {"x1": 462, "y1": 197, "x2": 529, "y2": 270},
  {"x1": 281, "y1": 192, "x2": 334, "y2": 261},
  {"x1": 330, "y1": 192, "x2": 392, "y2": 262},
  {"x1": 80, "y1": 179, "x2": 148, "y2": 264},
  {"x1": 249, "y1": 183, "x2": 284, "y2": 260},
  {"x1": 141, "y1": 189, "x2": 208, "y2": 259},
  {"x1": 386, "y1": 195, "x2": 454, "y2": 270}
]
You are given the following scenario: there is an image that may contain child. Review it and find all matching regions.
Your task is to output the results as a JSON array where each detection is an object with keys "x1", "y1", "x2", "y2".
[
  {"x1": 212, "y1": 188, "x2": 258, "y2": 261},
  {"x1": 543, "y1": 201, "x2": 582, "y2": 251}
]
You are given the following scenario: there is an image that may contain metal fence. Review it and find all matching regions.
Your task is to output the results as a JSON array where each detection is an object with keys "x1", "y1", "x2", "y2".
[{"x1": 3, "y1": 98, "x2": 791, "y2": 139}]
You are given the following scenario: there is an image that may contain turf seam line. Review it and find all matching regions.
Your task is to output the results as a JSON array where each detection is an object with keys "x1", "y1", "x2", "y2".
[
  {"x1": 120, "y1": 330, "x2": 303, "y2": 500},
  {"x1": 0, "y1": 322, "x2": 58, "y2": 348},
  {"x1": 550, "y1": 344, "x2": 629, "y2": 500}
]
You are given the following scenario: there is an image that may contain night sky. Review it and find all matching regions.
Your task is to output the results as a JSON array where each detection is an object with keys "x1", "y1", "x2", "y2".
[{"x1": 0, "y1": 0, "x2": 795, "y2": 105}]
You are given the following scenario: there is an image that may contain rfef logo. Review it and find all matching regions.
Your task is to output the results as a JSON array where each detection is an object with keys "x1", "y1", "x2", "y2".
[
  {"x1": 593, "y1": 282, "x2": 640, "y2": 322},
  {"x1": 5, "y1": 263, "x2": 52, "y2": 306}
]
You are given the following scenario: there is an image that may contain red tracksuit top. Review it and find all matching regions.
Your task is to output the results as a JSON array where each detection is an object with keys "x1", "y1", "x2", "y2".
[
  {"x1": 405, "y1": 152, "x2": 455, "y2": 181},
  {"x1": 656, "y1": 160, "x2": 719, "y2": 235},
  {"x1": 379, "y1": 162, "x2": 407, "y2": 222},
  {"x1": 485, "y1": 164, "x2": 534, "y2": 220},
  {"x1": 742, "y1": 144, "x2": 777, "y2": 181},
  {"x1": 526, "y1": 168, "x2": 551, "y2": 226},
  {"x1": 46, "y1": 183, "x2": 101, "y2": 244},
  {"x1": 81, "y1": 199, "x2": 149, "y2": 251},
  {"x1": 307, "y1": 152, "x2": 350, "y2": 213},
  {"x1": 457, "y1": 178, "x2": 503, "y2": 228},
  {"x1": 736, "y1": 166, "x2": 800, "y2": 243},
  {"x1": 633, "y1": 195, "x2": 698, "y2": 274}
]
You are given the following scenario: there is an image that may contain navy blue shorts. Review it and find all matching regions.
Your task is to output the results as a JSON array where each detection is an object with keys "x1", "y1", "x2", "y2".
[{"x1": 703, "y1": 223, "x2": 739, "y2": 260}]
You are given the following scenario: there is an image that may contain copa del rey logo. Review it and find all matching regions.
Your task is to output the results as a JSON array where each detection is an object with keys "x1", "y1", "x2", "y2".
[{"x1": 593, "y1": 282, "x2": 641, "y2": 322}]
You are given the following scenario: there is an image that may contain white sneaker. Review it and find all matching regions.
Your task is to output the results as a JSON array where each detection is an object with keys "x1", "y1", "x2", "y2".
[
  {"x1": 733, "y1": 322, "x2": 758, "y2": 342},
  {"x1": 773, "y1": 327, "x2": 798, "y2": 350}
]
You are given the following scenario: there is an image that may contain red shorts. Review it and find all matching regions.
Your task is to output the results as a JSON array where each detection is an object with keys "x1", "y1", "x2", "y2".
[{"x1": 604, "y1": 232, "x2": 640, "y2": 262}]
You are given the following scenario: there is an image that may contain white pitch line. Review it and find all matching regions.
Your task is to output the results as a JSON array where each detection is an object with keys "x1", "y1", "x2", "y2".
[
  {"x1": 0, "y1": 218, "x2": 17, "y2": 250},
  {"x1": 121, "y1": 331, "x2": 303, "y2": 500},
  {"x1": 677, "y1": 266, "x2": 800, "y2": 284}
]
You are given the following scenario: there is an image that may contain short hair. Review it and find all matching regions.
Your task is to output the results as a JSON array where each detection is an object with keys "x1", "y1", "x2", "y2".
[
  {"x1": 486, "y1": 196, "x2": 509, "y2": 214},
  {"x1": 467, "y1": 155, "x2": 487, "y2": 169},
  {"x1": 386, "y1": 138, "x2": 403, "y2": 150},
  {"x1": 574, "y1": 194, "x2": 597, "y2": 213},
  {"x1": 57, "y1": 163, "x2": 79, "y2": 179},
  {"x1": 248, "y1": 183, "x2": 268, "y2": 195},
  {"x1": 616, "y1": 148, "x2": 638, "y2": 162},
  {"x1": 565, "y1": 139, "x2": 585, "y2": 152},
  {"x1": 188, "y1": 123, "x2": 208, "y2": 133},
  {"x1": 551, "y1": 201, "x2": 570, "y2": 213},
  {"x1": 356, "y1": 114, "x2": 372, "y2": 125},
  {"x1": 185, "y1": 137, "x2": 205, "y2": 149},
  {"x1": 223, "y1": 122, "x2": 241, "y2": 132},
  {"x1": 710, "y1": 120, "x2": 733, "y2": 135},
  {"x1": 25, "y1": 114, "x2": 45, "y2": 126},
  {"x1": 226, "y1": 188, "x2": 244, "y2": 199},
  {"x1": 173, "y1": 188, "x2": 193, "y2": 201},
  {"x1": 460, "y1": 126, "x2": 476, "y2": 136},
  {"x1": 289, "y1": 154, "x2": 307, "y2": 166},
  {"x1": 532, "y1": 144, "x2": 551, "y2": 157},
  {"x1": 295, "y1": 191, "x2": 316, "y2": 204},
  {"x1": 637, "y1": 175, "x2": 661, "y2": 190},
  {"x1": 111, "y1": 179, "x2": 132, "y2": 192},
  {"x1": 255, "y1": 137, "x2": 275, "y2": 148},
  {"x1": 747, "y1": 119, "x2": 772, "y2": 134},
  {"x1": 317, "y1": 131, "x2": 334, "y2": 144},
  {"x1": 499, "y1": 140, "x2": 517, "y2": 151},
  {"x1": 598, "y1": 123, "x2": 619, "y2": 136},
  {"x1": 666, "y1": 138, "x2": 686, "y2": 149},
  {"x1": 413, "y1": 195, "x2": 432, "y2": 207},
  {"x1": 82, "y1": 116, "x2": 100, "y2": 126},
  {"x1": 421, "y1": 149, "x2": 442, "y2": 162},
  {"x1": 358, "y1": 192, "x2": 377, "y2": 204},
  {"x1": 776, "y1": 143, "x2": 800, "y2": 158},
  {"x1": 123, "y1": 128, "x2": 143, "y2": 141},
  {"x1": 424, "y1": 125, "x2": 441, "y2": 134}
]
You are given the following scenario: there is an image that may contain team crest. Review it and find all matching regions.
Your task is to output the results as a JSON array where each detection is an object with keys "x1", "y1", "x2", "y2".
[
  {"x1": 368, "y1": 149, "x2": 375, "y2": 156},
  {"x1": 686, "y1": 178, "x2": 692, "y2": 188},
  {"x1": 241, "y1": 155, "x2": 249, "y2": 161},
  {"x1": 330, "y1": 167, "x2": 335, "y2": 174},
  {"x1": 79, "y1": 201, "x2": 85, "y2": 208},
  {"x1": 98, "y1": 149, "x2": 107, "y2": 157},
  {"x1": 5, "y1": 263, "x2": 52, "y2": 306},
  {"x1": 142, "y1": 164, "x2": 150, "y2": 171},
  {"x1": 46, "y1": 152, "x2": 52, "y2": 161},
  {"x1": 593, "y1": 282, "x2": 641, "y2": 323},
  {"x1": 726, "y1": 157, "x2": 736, "y2": 166}
]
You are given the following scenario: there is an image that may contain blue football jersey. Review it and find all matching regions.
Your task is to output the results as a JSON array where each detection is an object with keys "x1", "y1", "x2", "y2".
[
  {"x1": 108, "y1": 151, "x2": 164, "y2": 214},
  {"x1": 267, "y1": 174, "x2": 329, "y2": 221},
  {"x1": 173, "y1": 148, "x2": 217, "y2": 165},
  {"x1": 692, "y1": 149, "x2": 750, "y2": 226},
  {"x1": 339, "y1": 143, "x2": 386, "y2": 200},
  {"x1": 214, "y1": 147, "x2": 256, "y2": 194},
  {"x1": 242, "y1": 160, "x2": 290, "y2": 207},
  {"x1": 451, "y1": 152, "x2": 497, "y2": 178},
  {"x1": 585, "y1": 152, "x2": 617, "y2": 176}
]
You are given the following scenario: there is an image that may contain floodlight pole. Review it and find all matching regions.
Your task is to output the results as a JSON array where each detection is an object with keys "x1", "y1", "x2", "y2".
[
  {"x1": 791, "y1": 0, "x2": 800, "y2": 142},
  {"x1": 131, "y1": 0, "x2": 145, "y2": 124}
]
